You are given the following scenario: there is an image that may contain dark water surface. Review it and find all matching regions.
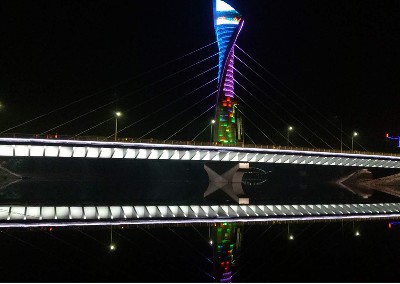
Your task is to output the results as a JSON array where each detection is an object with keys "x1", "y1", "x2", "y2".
[
  {"x1": 1, "y1": 158, "x2": 400, "y2": 282},
  {"x1": 2, "y1": 221, "x2": 400, "y2": 282},
  {"x1": 0, "y1": 158, "x2": 399, "y2": 205}
]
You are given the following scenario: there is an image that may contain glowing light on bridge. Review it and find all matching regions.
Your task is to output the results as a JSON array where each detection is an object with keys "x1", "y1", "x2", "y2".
[{"x1": 386, "y1": 133, "x2": 400, "y2": 147}]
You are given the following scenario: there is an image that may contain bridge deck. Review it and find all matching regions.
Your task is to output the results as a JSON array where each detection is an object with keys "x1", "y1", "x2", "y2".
[{"x1": 0, "y1": 137, "x2": 400, "y2": 168}]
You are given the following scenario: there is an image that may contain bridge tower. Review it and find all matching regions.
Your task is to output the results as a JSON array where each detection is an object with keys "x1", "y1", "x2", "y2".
[{"x1": 212, "y1": 0, "x2": 244, "y2": 144}]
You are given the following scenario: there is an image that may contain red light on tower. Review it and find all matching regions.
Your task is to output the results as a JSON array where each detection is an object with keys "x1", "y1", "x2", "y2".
[{"x1": 386, "y1": 133, "x2": 389, "y2": 138}]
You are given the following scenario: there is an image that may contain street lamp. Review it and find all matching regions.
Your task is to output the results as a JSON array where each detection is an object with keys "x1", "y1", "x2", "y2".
[
  {"x1": 287, "y1": 126, "x2": 293, "y2": 147},
  {"x1": 210, "y1": 119, "x2": 216, "y2": 142},
  {"x1": 114, "y1": 111, "x2": 122, "y2": 141},
  {"x1": 351, "y1": 132, "x2": 358, "y2": 151}
]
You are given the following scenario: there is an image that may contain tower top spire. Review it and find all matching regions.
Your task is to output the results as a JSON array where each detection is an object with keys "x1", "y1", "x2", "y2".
[{"x1": 216, "y1": 0, "x2": 236, "y2": 12}]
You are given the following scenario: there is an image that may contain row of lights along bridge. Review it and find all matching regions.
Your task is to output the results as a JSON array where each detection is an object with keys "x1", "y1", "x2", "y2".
[{"x1": 112, "y1": 111, "x2": 362, "y2": 150}]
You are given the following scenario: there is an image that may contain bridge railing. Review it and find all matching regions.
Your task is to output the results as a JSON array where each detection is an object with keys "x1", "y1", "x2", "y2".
[{"x1": 1, "y1": 133, "x2": 400, "y2": 157}]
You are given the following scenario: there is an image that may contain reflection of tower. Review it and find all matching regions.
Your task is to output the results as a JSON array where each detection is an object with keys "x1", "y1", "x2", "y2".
[
  {"x1": 212, "y1": 223, "x2": 242, "y2": 283},
  {"x1": 212, "y1": 0, "x2": 244, "y2": 144}
]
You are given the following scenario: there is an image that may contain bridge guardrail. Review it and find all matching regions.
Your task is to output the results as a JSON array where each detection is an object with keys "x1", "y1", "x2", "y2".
[{"x1": 0, "y1": 133, "x2": 399, "y2": 157}]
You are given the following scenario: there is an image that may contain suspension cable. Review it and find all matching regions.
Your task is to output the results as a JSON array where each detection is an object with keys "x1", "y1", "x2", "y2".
[
  {"x1": 192, "y1": 123, "x2": 212, "y2": 141},
  {"x1": 39, "y1": 101, "x2": 116, "y2": 135},
  {"x1": 234, "y1": 106, "x2": 276, "y2": 145},
  {"x1": 234, "y1": 53, "x2": 343, "y2": 148},
  {"x1": 1, "y1": 41, "x2": 217, "y2": 134},
  {"x1": 165, "y1": 104, "x2": 215, "y2": 141},
  {"x1": 235, "y1": 45, "x2": 360, "y2": 150},
  {"x1": 73, "y1": 117, "x2": 114, "y2": 138},
  {"x1": 40, "y1": 53, "x2": 219, "y2": 135},
  {"x1": 235, "y1": 79, "x2": 317, "y2": 148},
  {"x1": 234, "y1": 91, "x2": 290, "y2": 144},
  {"x1": 245, "y1": 132, "x2": 256, "y2": 145},
  {"x1": 79, "y1": 67, "x2": 217, "y2": 138},
  {"x1": 234, "y1": 66, "x2": 333, "y2": 148},
  {"x1": 107, "y1": 79, "x2": 218, "y2": 138},
  {"x1": 138, "y1": 91, "x2": 217, "y2": 139}
]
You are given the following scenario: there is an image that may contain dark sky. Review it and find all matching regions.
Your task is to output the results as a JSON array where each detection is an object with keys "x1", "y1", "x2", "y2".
[{"x1": 0, "y1": 0, "x2": 399, "y2": 151}]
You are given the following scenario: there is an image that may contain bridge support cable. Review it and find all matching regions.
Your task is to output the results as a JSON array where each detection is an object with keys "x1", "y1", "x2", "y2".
[
  {"x1": 234, "y1": 86, "x2": 308, "y2": 147},
  {"x1": 73, "y1": 117, "x2": 114, "y2": 138},
  {"x1": 233, "y1": 105, "x2": 276, "y2": 145},
  {"x1": 235, "y1": 45, "x2": 363, "y2": 151},
  {"x1": 234, "y1": 66, "x2": 333, "y2": 149},
  {"x1": 234, "y1": 79, "x2": 318, "y2": 148},
  {"x1": 80, "y1": 66, "x2": 217, "y2": 138},
  {"x1": 40, "y1": 55, "x2": 219, "y2": 136},
  {"x1": 106, "y1": 77, "x2": 218, "y2": 139},
  {"x1": 39, "y1": 100, "x2": 117, "y2": 136},
  {"x1": 235, "y1": 54, "x2": 345, "y2": 150},
  {"x1": 244, "y1": 132, "x2": 257, "y2": 146},
  {"x1": 234, "y1": 92, "x2": 290, "y2": 145},
  {"x1": 236, "y1": 44, "x2": 343, "y2": 127},
  {"x1": 164, "y1": 104, "x2": 216, "y2": 141},
  {"x1": 138, "y1": 95, "x2": 216, "y2": 140},
  {"x1": 191, "y1": 123, "x2": 212, "y2": 141},
  {"x1": 1, "y1": 41, "x2": 217, "y2": 135}
]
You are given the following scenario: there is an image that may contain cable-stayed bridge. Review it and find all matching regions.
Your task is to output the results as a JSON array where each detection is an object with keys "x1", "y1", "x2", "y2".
[{"x1": 0, "y1": 0, "x2": 399, "y2": 233}]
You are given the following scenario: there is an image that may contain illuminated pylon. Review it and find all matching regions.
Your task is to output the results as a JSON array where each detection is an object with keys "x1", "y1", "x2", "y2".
[{"x1": 212, "y1": 0, "x2": 244, "y2": 144}]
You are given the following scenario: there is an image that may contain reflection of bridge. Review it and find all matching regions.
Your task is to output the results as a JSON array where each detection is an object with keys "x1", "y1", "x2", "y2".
[
  {"x1": 2, "y1": 202, "x2": 400, "y2": 227},
  {"x1": 1, "y1": 137, "x2": 400, "y2": 168}
]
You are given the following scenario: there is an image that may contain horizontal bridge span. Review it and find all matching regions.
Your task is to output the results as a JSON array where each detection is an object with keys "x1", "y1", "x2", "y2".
[
  {"x1": 1, "y1": 203, "x2": 400, "y2": 227},
  {"x1": 0, "y1": 138, "x2": 400, "y2": 168}
]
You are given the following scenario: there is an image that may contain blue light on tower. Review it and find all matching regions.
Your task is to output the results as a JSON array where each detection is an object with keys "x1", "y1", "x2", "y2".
[{"x1": 213, "y1": 0, "x2": 244, "y2": 144}]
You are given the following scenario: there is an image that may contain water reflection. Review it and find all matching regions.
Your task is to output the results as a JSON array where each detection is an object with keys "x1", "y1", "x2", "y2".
[
  {"x1": 211, "y1": 223, "x2": 242, "y2": 283},
  {"x1": 0, "y1": 158, "x2": 399, "y2": 205},
  {"x1": 1, "y1": 159, "x2": 400, "y2": 282}
]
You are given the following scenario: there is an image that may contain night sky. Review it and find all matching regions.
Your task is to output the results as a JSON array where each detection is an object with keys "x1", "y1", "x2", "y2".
[
  {"x1": 1, "y1": 0, "x2": 399, "y2": 151},
  {"x1": 1, "y1": 2, "x2": 400, "y2": 282}
]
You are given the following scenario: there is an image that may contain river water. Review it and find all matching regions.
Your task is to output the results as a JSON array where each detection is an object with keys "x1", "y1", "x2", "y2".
[
  {"x1": 0, "y1": 158, "x2": 399, "y2": 205},
  {"x1": 1, "y1": 158, "x2": 400, "y2": 282}
]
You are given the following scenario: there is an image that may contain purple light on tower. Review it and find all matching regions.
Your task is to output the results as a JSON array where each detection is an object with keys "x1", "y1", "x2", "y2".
[{"x1": 213, "y1": 0, "x2": 244, "y2": 144}]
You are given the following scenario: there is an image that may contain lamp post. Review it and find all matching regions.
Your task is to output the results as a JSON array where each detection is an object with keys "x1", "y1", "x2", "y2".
[
  {"x1": 210, "y1": 119, "x2": 216, "y2": 142},
  {"x1": 114, "y1": 111, "x2": 122, "y2": 141},
  {"x1": 287, "y1": 126, "x2": 293, "y2": 147},
  {"x1": 351, "y1": 132, "x2": 358, "y2": 151}
]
